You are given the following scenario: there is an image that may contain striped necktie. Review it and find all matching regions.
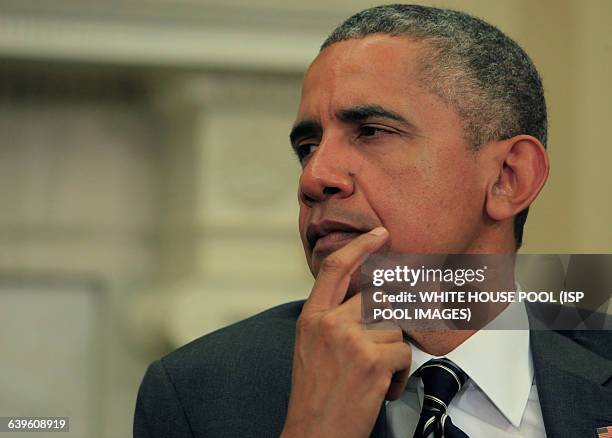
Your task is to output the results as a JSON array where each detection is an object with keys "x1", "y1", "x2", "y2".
[{"x1": 413, "y1": 358, "x2": 470, "y2": 438}]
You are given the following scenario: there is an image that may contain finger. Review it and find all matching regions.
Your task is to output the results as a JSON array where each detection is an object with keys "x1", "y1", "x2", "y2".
[
  {"x1": 360, "y1": 291, "x2": 396, "y2": 326},
  {"x1": 378, "y1": 343, "x2": 412, "y2": 400},
  {"x1": 365, "y1": 322, "x2": 404, "y2": 344},
  {"x1": 330, "y1": 295, "x2": 403, "y2": 342},
  {"x1": 379, "y1": 342, "x2": 412, "y2": 372},
  {"x1": 386, "y1": 368, "x2": 411, "y2": 401},
  {"x1": 305, "y1": 227, "x2": 388, "y2": 310},
  {"x1": 363, "y1": 326, "x2": 404, "y2": 344},
  {"x1": 327, "y1": 282, "x2": 399, "y2": 329},
  {"x1": 331, "y1": 291, "x2": 363, "y2": 323},
  {"x1": 334, "y1": 294, "x2": 403, "y2": 340}
]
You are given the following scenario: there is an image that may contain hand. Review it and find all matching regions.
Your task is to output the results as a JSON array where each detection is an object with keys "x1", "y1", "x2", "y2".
[{"x1": 281, "y1": 227, "x2": 412, "y2": 438}]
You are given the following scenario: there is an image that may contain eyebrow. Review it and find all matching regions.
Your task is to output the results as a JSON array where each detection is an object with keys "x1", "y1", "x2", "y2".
[
  {"x1": 337, "y1": 104, "x2": 410, "y2": 126},
  {"x1": 289, "y1": 104, "x2": 419, "y2": 149}
]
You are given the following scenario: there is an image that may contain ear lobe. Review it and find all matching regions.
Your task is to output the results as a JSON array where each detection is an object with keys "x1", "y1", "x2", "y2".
[{"x1": 485, "y1": 135, "x2": 549, "y2": 221}]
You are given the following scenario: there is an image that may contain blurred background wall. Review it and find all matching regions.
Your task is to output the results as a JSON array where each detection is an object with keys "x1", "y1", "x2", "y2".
[{"x1": 0, "y1": 0, "x2": 610, "y2": 437}]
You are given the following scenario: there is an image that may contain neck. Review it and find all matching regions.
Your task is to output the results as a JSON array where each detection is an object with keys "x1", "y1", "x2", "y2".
[
  {"x1": 407, "y1": 227, "x2": 518, "y2": 355},
  {"x1": 409, "y1": 258, "x2": 516, "y2": 356},
  {"x1": 409, "y1": 329, "x2": 479, "y2": 356},
  {"x1": 408, "y1": 299, "x2": 513, "y2": 356}
]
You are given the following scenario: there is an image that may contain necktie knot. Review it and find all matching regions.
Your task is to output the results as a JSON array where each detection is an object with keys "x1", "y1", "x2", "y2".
[
  {"x1": 418, "y1": 358, "x2": 469, "y2": 413},
  {"x1": 413, "y1": 358, "x2": 470, "y2": 438}
]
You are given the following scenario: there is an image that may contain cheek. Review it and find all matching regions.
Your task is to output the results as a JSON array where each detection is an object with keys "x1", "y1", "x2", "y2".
[
  {"x1": 298, "y1": 204, "x2": 315, "y2": 272},
  {"x1": 373, "y1": 158, "x2": 484, "y2": 252},
  {"x1": 298, "y1": 204, "x2": 308, "y2": 241}
]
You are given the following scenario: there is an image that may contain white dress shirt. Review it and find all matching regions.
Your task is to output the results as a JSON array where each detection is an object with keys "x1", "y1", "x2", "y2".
[{"x1": 386, "y1": 301, "x2": 547, "y2": 437}]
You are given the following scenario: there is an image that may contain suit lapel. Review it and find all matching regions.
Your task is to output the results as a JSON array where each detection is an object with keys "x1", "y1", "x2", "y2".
[{"x1": 531, "y1": 330, "x2": 612, "y2": 437}]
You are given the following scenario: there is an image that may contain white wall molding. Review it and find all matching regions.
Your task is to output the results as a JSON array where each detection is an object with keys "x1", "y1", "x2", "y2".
[{"x1": 0, "y1": 0, "x2": 352, "y2": 71}]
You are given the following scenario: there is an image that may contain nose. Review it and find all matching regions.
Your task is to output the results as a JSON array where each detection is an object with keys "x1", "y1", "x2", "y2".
[{"x1": 298, "y1": 137, "x2": 355, "y2": 205}]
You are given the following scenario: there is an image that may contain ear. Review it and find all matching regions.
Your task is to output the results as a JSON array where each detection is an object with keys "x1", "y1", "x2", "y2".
[{"x1": 484, "y1": 135, "x2": 549, "y2": 221}]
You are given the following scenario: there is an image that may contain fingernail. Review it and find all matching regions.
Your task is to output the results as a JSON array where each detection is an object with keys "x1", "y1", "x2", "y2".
[{"x1": 369, "y1": 227, "x2": 387, "y2": 236}]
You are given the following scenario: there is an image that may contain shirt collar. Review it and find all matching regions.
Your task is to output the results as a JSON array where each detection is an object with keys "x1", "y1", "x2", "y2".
[{"x1": 407, "y1": 300, "x2": 533, "y2": 427}]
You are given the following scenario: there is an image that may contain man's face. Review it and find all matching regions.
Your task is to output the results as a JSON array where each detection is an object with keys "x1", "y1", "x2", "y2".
[{"x1": 292, "y1": 35, "x2": 487, "y2": 287}]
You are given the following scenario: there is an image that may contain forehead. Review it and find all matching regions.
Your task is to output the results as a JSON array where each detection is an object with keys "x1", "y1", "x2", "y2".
[{"x1": 297, "y1": 35, "x2": 427, "y2": 120}]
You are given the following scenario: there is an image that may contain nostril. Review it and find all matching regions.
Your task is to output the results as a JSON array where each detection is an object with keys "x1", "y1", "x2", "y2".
[
  {"x1": 323, "y1": 186, "x2": 341, "y2": 195},
  {"x1": 300, "y1": 191, "x2": 317, "y2": 205}
]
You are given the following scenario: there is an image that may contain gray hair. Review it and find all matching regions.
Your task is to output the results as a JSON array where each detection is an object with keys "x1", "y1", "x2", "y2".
[{"x1": 322, "y1": 4, "x2": 547, "y2": 249}]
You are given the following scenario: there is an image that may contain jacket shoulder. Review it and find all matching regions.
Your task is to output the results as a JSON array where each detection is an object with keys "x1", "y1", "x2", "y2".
[
  {"x1": 148, "y1": 300, "x2": 304, "y2": 438},
  {"x1": 161, "y1": 299, "x2": 304, "y2": 370}
]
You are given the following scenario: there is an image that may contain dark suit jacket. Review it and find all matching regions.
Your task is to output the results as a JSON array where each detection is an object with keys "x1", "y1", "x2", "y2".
[{"x1": 134, "y1": 301, "x2": 612, "y2": 438}]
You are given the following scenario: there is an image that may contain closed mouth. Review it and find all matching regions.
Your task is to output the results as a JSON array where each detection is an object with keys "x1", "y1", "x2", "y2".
[{"x1": 306, "y1": 220, "x2": 367, "y2": 253}]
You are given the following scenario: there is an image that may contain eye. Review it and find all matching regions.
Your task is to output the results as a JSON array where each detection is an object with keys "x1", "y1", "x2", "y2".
[
  {"x1": 296, "y1": 143, "x2": 318, "y2": 163},
  {"x1": 359, "y1": 125, "x2": 393, "y2": 138}
]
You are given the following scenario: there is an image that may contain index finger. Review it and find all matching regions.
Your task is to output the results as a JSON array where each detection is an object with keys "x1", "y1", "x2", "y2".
[{"x1": 305, "y1": 226, "x2": 388, "y2": 310}]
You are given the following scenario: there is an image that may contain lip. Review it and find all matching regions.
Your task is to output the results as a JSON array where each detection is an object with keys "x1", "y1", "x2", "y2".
[
  {"x1": 313, "y1": 230, "x2": 362, "y2": 254},
  {"x1": 306, "y1": 220, "x2": 368, "y2": 254}
]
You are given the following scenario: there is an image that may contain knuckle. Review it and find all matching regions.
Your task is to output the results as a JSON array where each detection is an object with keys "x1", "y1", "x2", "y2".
[
  {"x1": 399, "y1": 343, "x2": 412, "y2": 362},
  {"x1": 319, "y1": 312, "x2": 340, "y2": 335},
  {"x1": 296, "y1": 312, "x2": 317, "y2": 336},
  {"x1": 388, "y1": 329, "x2": 403, "y2": 343},
  {"x1": 373, "y1": 375, "x2": 392, "y2": 398},
  {"x1": 343, "y1": 327, "x2": 364, "y2": 350},
  {"x1": 356, "y1": 346, "x2": 379, "y2": 371}
]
